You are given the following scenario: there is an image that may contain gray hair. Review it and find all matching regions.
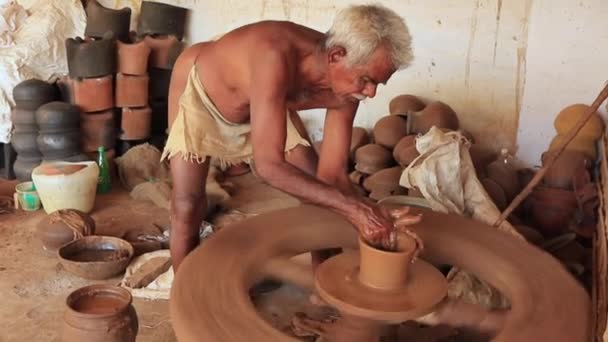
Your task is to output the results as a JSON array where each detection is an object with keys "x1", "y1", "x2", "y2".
[{"x1": 325, "y1": 4, "x2": 413, "y2": 69}]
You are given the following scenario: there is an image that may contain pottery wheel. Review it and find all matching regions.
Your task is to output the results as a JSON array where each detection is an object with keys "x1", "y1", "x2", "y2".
[
  {"x1": 170, "y1": 205, "x2": 590, "y2": 342},
  {"x1": 315, "y1": 252, "x2": 447, "y2": 323}
]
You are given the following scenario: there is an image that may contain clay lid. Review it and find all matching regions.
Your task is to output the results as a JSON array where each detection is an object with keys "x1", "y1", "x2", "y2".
[
  {"x1": 486, "y1": 161, "x2": 520, "y2": 201},
  {"x1": 389, "y1": 95, "x2": 426, "y2": 115},
  {"x1": 393, "y1": 135, "x2": 419, "y2": 167},
  {"x1": 137, "y1": 1, "x2": 188, "y2": 40},
  {"x1": 410, "y1": 101, "x2": 459, "y2": 134},
  {"x1": 363, "y1": 166, "x2": 404, "y2": 192},
  {"x1": 554, "y1": 104, "x2": 604, "y2": 140},
  {"x1": 350, "y1": 127, "x2": 370, "y2": 160},
  {"x1": 541, "y1": 150, "x2": 590, "y2": 190},
  {"x1": 549, "y1": 134, "x2": 597, "y2": 160},
  {"x1": 481, "y1": 178, "x2": 507, "y2": 210},
  {"x1": 373, "y1": 115, "x2": 408, "y2": 149},
  {"x1": 13, "y1": 79, "x2": 59, "y2": 110},
  {"x1": 354, "y1": 144, "x2": 394, "y2": 174}
]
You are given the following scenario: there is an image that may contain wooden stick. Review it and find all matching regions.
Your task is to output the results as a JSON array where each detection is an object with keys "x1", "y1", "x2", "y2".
[{"x1": 493, "y1": 82, "x2": 608, "y2": 227}]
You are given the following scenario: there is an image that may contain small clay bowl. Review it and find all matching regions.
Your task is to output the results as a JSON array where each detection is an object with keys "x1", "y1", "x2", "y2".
[{"x1": 58, "y1": 236, "x2": 134, "y2": 280}]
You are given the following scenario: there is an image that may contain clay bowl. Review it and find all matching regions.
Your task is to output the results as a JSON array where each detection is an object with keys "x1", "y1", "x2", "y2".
[
  {"x1": 357, "y1": 236, "x2": 417, "y2": 290},
  {"x1": 58, "y1": 236, "x2": 133, "y2": 280},
  {"x1": 389, "y1": 94, "x2": 426, "y2": 115},
  {"x1": 373, "y1": 115, "x2": 408, "y2": 149},
  {"x1": 541, "y1": 150, "x2": 590, "y2": 190}
]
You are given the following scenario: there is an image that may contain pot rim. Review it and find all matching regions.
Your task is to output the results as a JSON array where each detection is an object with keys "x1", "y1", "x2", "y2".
[
  {"x1": 57, "y1": 235, "x2": 134, "y2": 266},
  {"x1": 65, "y1": 284, "x2": 132, "y2": 318}
]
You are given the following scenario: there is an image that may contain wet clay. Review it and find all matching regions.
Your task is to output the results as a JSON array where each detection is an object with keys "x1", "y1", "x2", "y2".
[
  {"x1": 373, "y1": 116, "x2": 408, "y2": 149},
  {"x1": 170, "y1": 205, "x2": 590, "y2": 342},
  {"x1": 389, "y1": 94, "x2": 426, "y2": 115},
  {"x1": 354, "y1": 144, "x2": 394, "y2": 174},
  {"x1": 410, "y1": 101, "x2": 459, "y2": 134}
]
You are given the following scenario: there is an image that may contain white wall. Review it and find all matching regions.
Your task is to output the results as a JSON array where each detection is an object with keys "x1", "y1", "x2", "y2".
[{"x1": 102, "y1": 0, "x2": 608, "y2": 166}]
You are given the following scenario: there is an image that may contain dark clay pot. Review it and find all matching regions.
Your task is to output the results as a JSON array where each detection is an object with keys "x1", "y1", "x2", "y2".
[
  {"x1": 36, "y1": 209, "x2": 95, "y2": 251},
  {"x1": 80, "y1": 110, "x2": 117, "y2": 152},
  {"x1": 150, "y1": 100, "x2": 168, "y2": 135},
  {"x1": 63, "y1": 284, "x2": 138, "y2": 342},
  {"x1": 148, "y1": 68, "x2": 172, "y2": 100},
  {"x1": 137, "y1": 1, "x2": 187, "y2": 40},
  {"x1": 36, "y1": 102, "x2": 80, "y2": 131},
  {"x1": 11, "y1": 131, "x2": 41, "y2": 158},
  {"x1": 120, "y1": 107, "x2": 151, "y2": 140},
  {"x1": 37, "y1": 130, "x2": 81, "y2": 159},
  {"x1": 115, "y1": 74, "x2": 149, "y2": 108},
  {"x1": 13, "y1": 79, "x2": 59, "y2": 110},
  {"x1": 66, "y1": 34, "x2": 116, "y2": 78},
  {"x1": 13, "y1": 156, "x2": 41, "y2": 181},
  {"x1": 11, "y1": 108, "x2": 37, "y2": 132},
  {"x1": 84, "y1": 0, "x2": 131, "y2": 42},
  {"x1": 144, "y1": 35, "x2": 183, "y2": 69},
  {"x1": 117, "y1": 39, "x2": 151, "y2": 75},
  {"x1": 529, "y1": 186, "x2": 577, "y2": 237},
  {"x1": 71, "y1": 75, "x2": 114, "y2": 113}
]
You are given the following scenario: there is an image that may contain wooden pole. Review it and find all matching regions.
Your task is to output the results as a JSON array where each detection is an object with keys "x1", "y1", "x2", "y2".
[{"x1": 493, "y1": 82, "x2": 608, "y2": 227}]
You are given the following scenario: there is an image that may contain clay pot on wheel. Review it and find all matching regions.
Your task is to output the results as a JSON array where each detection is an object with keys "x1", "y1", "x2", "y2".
[
  {"x1": 120, "y1": 107, "x2": 152, "y2": 140},
  {"x1": 117, "y1": 39, "x2": 151, "y2": 75},
  {"x1": 137, "y1": 1, "x2": 187, "y2": 40},
  {"x1": 354, "y1": 144, "x2": 394, "y2": 174},
  {"x1": 69, "y1": 76, "x2": 114, "y2": 113},
  {"x1": 66, "y1": 34, "x2": 116, "y2": 78},
  {"x1": 84, "y1": 0, "x2": 131, "y2": 42},
  {"x1": 115, "y1": 74, "x2": 149, "y2": 107},
  {"x1": 36, "y1": 209, "x2": 95, "y2": 251},
  {"x1": 389, "y1": 94, "x2": 425, "y2": 115},
  {"x1": 144, "y1": 35, "x2": 184, "y2": 69},
  {"x1": 63, "y1": 284, "x2": 138, "y2": 342},
  {"x1": 80, "y1": 110, "x2": 117, "y2": 152},
  {"x1": 373, "y1": 116, "x2": 408, "y2": 149},
  {"x1": 409, "y1": 101, "x2": 459, "y2": 134},
  {"x1": 393, "y1": 135, "x2": 419, "y2": 167},
  {"x1": 358, "y1": 237, "x2": 417, "y2": 289},
  {"x1": 12, "y1": 79, "x2": 59, "y2": 110}
]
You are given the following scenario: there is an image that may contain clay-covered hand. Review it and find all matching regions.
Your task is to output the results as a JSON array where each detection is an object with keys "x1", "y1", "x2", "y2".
[
  {"x1": 389, "y1": 206, "x2": 424, "y2": 257},
  {"x1": 348, "y1": 199, "x2": 396, "y2": 249}
]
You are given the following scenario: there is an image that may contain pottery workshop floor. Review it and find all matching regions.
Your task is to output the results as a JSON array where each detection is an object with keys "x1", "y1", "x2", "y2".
[{"x1": 0, "y1": 172, "x2": 314, "y2": 341}]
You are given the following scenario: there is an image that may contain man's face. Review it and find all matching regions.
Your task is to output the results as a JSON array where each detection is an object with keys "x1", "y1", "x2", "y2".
[{"x1": 327, "y1": 45, "x2": 396, "y2": 103}]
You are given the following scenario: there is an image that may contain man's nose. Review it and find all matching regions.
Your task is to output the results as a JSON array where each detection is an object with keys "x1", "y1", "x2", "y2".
[{"x1": 362, "y1": 84, "x2": 377, "y2": 98}]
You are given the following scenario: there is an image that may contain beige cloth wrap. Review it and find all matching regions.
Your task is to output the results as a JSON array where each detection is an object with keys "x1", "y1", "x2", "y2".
[{"x1": 161, "y1": 64, "x2": 310, "y2": 169}]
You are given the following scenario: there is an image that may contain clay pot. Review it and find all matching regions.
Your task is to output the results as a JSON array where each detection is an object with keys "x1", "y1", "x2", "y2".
[
  {"x1": 529, "y1": 186, "x2": 577, "y2": 237},
  {"x1": 486, "y1": 160, "x2": 519, "y2": 201},
  {"x1": 350, "y1": 127, "x2": 370, "y2": 160},
  {"x1": 148, "y1": 68, "x2": 172, "y2": 100},
  {"x1": 84, "y1": 0, "x2": 131, "y2": 42},
  {"x1": 393, "y1": 135, "x2": 419, "y2": 167},
  {"x1": 11, "y1": 131, "x2": 41, "y2": 158},
  {"x1": 66, "y1": 34, "x2": 116, "y2": 78},
  {"x1": 37, "y1": 130, "x2": 81, "y2": 159},
  {"x1": 354, "y1": 144, "x2": 394, "y2": 174},
  {"x1": 469, "y1": 145, "x2": 496, "y2": 178},
  {"x1": 363, "y1": 166, "x2": 404, "y2": 192},
  {"x1": 115, "y1": 73, "x2": 149, "y2": 108},
  {"x1": 117, "y1": 40, "x2": 151, "y2": 75},
  {"x1": 554, "y1": 104, "x2": 604, "y2": 140},
  {"x1": 58, "y1": 236, "x2": 134, "y2": 280},
  {"x1": 80, "y1": 110, "x2": 117, "y2": 152},
  {"x1": 513, "y1": 224, "x2": 544, "y2": 245},
  {"x1": 150, "y1": 100, "x2": 168, "y2": 135},
  {"x1": 410, "y1": 101, "x2": 459, "y2": 134},
  {"x1": 63, "y1": 284, "x2": 138, "y2": 342},
  {"x1": 36, "y1": 102, "x2": 80, "y2": 131},
  {"x1": 13, "y1": 156, "x2": 41, "y2": 181},
  {"x1": 541, "y1": 150, "x2": 590, "y2": 190},
  {"x1": 36, "y1": 209, "x2": 95, "y2": 251},
  {"x1": 137, "y1": 1, "x2": 187, "y2": 40},
  {"x1": 389, "y1": 94, "x2": 425, "y2": 115},
  {"x1": 349, "y1": 170, "x2": 366, "y2": 186},
  {"x1": 373, "y1": 115, "x2": 408, "y2": 149},
  {"x1": 120, "y1": 107, "x2": 152, "y2": 140},
  {"x1": 548, "y1": 134, "x2": 597, "y2": 160},
  {"x1": 68, "y1": 76, "x2": 115, "y2": 113},
  {"x1": 481, "y1": 178, "x2": 507, "y2": 210},
  {"x1": 13, "y1": 79, "x2": 59, "y2": 110},
  {"x1": 357, "y1": 237, "x2": 416, "y2": 290},
  {"x1": 11, "y1": 108, "x2": 37, "y2": 132},
  {"x1": 144, "y1": 35, "x2": 184, "y2": 69}
]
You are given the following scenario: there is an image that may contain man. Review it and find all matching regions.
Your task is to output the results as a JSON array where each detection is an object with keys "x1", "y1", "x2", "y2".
[{"x1": 163, "y1": 4, "x2": 422, "y2": 270}]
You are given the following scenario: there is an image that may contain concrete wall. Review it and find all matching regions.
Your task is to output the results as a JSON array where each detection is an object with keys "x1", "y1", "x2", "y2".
[{"x1": 102, "y1": 0, "x2": 608, "y2": 166}]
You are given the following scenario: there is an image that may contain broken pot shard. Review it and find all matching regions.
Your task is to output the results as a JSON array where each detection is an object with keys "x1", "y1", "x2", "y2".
[
  {"x1": 354, "y1": 144, "x2": 394, "y2": 174},
  {"x1": 373, "y1": 115, "x2": 408, "y2": 149},
  {"x1": 392, "y1": 135, "x2": 419, "y2": 167},
  {"x1": 66, "y1": 34, "x2": 116, "y2": 78},
  {"x1": 410, "y1": 101, "x2": 459, "y2": 134},
  {"x1": 84, "y1": 0, "x2": 131, "y2": 42},
  {"x1": 137, "y1": 1, "x2": 188, "y2": 40},
  {"x1": 117, "y1": 40, "x2": 151, "y2": 76},
  {"x1": 115, "y1": 73, "x2": 150, "y2": 108},
  {"x1": 120, "y1": 107, "x2": 152, "y2": 141},
  {"x1": 389, "y1": 94, "x2": 426, "y2": 115}
]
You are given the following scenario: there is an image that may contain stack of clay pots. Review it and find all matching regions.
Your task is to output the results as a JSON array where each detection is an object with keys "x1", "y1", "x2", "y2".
[
  {"x1": 36, "y1": 102, "x2": 85, "y2": 162},
  {"x1": 138, "y1": 1, "x2": 187, "y2": 150},
  {"x1": 11, "y1": 80, "x2": 59, "y2": 180}
]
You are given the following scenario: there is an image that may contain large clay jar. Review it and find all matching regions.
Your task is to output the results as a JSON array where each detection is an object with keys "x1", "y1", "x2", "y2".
[
  {"x1": 11, "y1": 108, "x2": 37, "y2": 132},
  {"x1": 410, "y1": 101, "x2": 459, "y2": 134},
  {"x1": 150, "y1": 100, "x2": 168, "y2": 135},
  {"x1": 137, "y1": 1, "x2": 187, "y2": 40},
  {"x1": 363, "y1": 166, "x2": 407, "y2": 201},
  {"x1": 11, "y1": 131, "x2": 41, "y2": 158},
  {"x1": 350, "y1": 127, "x2": 370, "y2": 160},
  {"x1": 63, "y1": 284, "x2": 138, "y2": 342},
  {"x1": 144, "y1": 35, "x2": 184, "y2": 69},
  {"x1": 528, "y1": 186, "x2": 577, "y2": 237},
  {"x1": 13, "y1": 79, "x2": 59, "y2": 110},
  {"x1": 554, "y1": 104, "x2": 604, "y2": 140},
  {"x1": 117, "y1": 40, "x2": 151, "y2": 75},
  {"x1": 120, "y1": 107, "x2": 152, "y2": 140},
  {"x1": 541, "y1": 150, "x2": 590, "y2": 190},
  {"x1": 373, "y1": 115, "x2": 408, "y2": 149},
  {"x1": 65, "y1": 34, "x2": 116, "y2": 78},
  {"x1": 549, "y1": 134, "x2": 597, "y2": 160},
  {"x1": 36, "y1": 209, "x2": 95, "y2": 251},
  {"x1": 486, "y1": 160, "x2": 519, "y2": 201},
  {"x1": 393, "y1": 135, "x2": 419, "y2": 167},
  {"x1": 80, "y1": 110, "x2": 117, "y2": 152},
  {"x1": 149, "y1": 68, "x2": 172, "y2": 100},
  {"x1": 84, "y1": 0, "x2": 131, "y2": 42},
  {"x1": 13, "y1": 156, "x2": 41, "y2": 181},
  {"x1": 36, "y1": 102, "x2": 80, "y2": 132},
  {"x1": 389, "y1": 94, "x2": 425, "y2": 115},
  {"x1": 71, "y1": 76, "x2": 114, "y2": 113},
  {"x1": 354, "y1": 144, "x2": 394, "y2": 174},
  {"x1": 115, "y1": 74, "x2": 149, "y2": 107}
]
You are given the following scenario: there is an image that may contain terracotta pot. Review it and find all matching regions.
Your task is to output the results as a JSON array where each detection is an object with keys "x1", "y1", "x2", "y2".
[
  {"x1": 63, "y1": 284, "x2": 138, "y2": 342},
  {"x1": 144, "y1": 35, "x2": 184, "y2": 69},
  {"x1": 13, "y1": 79, "x2": 59, "y2": 110},
  {"x1": 80, "y1": 110, "x2": 117, "y2": 152},
  {"x1": 410, "y1": 101, "x2": 459, "y2": 134},
  {"x1": 150, "y1": 100, "x2": 168, "y2": 135},
  {"x1": 58, "y1": 236, "x2": 134, "y2": 280},
  {"x1": 389, "y1": 94, "x2": 425, "y2": 115},
  {"x1": 66, "y1": 34, "x2": 116, "y2": 78},
  {"x1": 354, "y1": 144, "x2": 394, "y2": 174},
  {"x1": 68, "y1": 76, "x2": 114, "y2": 113},
  {"x1": 137, "y1": 1, "x2": 187, "y2": 40},
  {"x1": 541, "y1": 150, "x2": 590, "y2": 190},
  {"x1": 13, "y1": 156, "x2": 41, "y2": 181},
  {"x1": 393, "y1": 135, "x2": 419, "y2": 167},
  {"x1": 554, "y1": 104, "x2": 604, "y2": 140},
  {"x1": 84, "y1": 0, "x2": 131, "y2": 42},
  {"x1": 115, "y1": 73, "x2": 149, "y2": 108},
  {"x1": 486, "y1": 160, "x2": 519, "y2": 201},
  {"x1": 373, "y1": 115, "x2": 408, "y2": 149},
  {"x1": 357, "y1": 237, "x2": 416, "y2": 290},
  {"x1": 36, "y1": 209, "x2": 95, "y2": 251},
  {"x1": 350, "y1": 127, "x2": 370, "y2": 160},
  {"x1": 37, "y1": 130, "x2": 81, "y2": 159},
  {"x1": 459, "y1": 129, "x2": 475, "y2": 143},
  {"x1": 117, "y1": 40, "x2": 151, "y2": 75},
  {"x1": 549, "y1": 134, "x2": 597, "y2": 161},
  {"x1": 120, "y1": 107, "x2": 152, "y2": 140},
  {"x1": 36, "y1": 102, "x2": 80, "y2": 131},
  {"x1": 11, "y1": 131, "x2": 41, "y2": 158},
  {"x1": 529, "y1": 186, "x2": 577, "y2": 237},
  {"x1": 11, "y1": 108, "x2": 37, "y2": 131},
  {"x1": 469, "y1": 144, "x2": 496, "y2": 178},
  {"x1": 149, "y1": 68, "x2": 172, "y2": 100},
  {"x1": 363, "y1": 166, "x2": 404, "y2": 193}
]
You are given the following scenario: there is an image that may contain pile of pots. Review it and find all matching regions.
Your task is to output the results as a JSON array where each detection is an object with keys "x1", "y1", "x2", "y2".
[
  {"x1": 36, "y1": 102, "x2": 86, "y2": 163},
  {"x1": 10, "y1": 79, "x2": 59, "y2": 180}
]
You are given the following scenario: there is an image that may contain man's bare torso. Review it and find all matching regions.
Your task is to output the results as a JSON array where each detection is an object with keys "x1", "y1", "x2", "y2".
[{"x1": 179, "y1": 21, "x2": 345, "y2": 124}]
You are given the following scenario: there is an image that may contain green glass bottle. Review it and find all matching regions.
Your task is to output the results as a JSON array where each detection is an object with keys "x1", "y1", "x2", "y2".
[{"x1": 97, "y1": 146, "x2": 111, "y2": 194}]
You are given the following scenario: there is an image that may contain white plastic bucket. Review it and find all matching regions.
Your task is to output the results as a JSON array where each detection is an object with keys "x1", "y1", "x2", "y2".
[{"x1": 31, "y1": 161, "x2": 100, "y2": 214}]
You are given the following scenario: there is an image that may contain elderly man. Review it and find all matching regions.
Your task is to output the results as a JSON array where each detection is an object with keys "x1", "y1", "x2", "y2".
[{"x1": 163, "y1": 4, "x2": 421, "y2": 270}]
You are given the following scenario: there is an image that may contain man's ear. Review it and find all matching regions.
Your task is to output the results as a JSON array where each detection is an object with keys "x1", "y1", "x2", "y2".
[{"x1": 328, "y1": 46, "x2": 347, "y2": 64}]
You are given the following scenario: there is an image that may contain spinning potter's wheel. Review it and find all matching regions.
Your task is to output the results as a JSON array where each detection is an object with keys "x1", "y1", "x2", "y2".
[{"x1": 170, "y1": 205, "x2": 590, "y2": 341}]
